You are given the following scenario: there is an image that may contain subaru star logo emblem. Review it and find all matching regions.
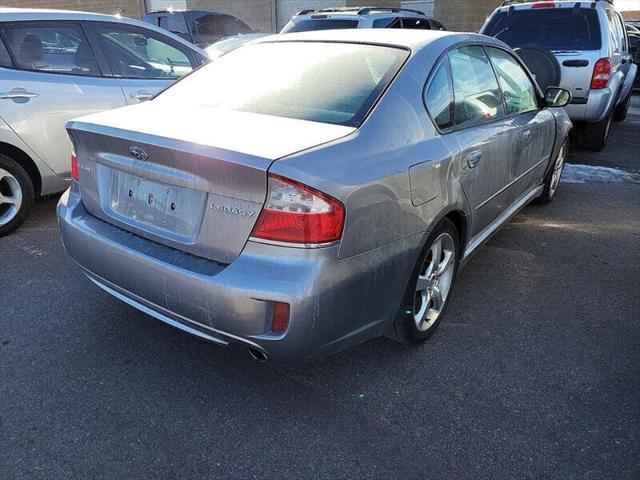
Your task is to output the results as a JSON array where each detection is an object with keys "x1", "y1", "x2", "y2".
[{"x1": 129, "y1": 146, "x2": 148, "y2": 161}]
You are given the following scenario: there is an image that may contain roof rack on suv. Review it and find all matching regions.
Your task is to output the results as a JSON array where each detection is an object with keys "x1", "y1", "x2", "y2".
[{"x1": 295, "y1": 6, "x2": 426, "y2": 16}]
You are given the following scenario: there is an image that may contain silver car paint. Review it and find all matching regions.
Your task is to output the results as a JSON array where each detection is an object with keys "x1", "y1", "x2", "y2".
[
  {"x1": 0, "y1": 8, "x2": 206, "y2": 196},
  {"x1": 58, "y1": 30, "x2": 572, "y2": 360}
]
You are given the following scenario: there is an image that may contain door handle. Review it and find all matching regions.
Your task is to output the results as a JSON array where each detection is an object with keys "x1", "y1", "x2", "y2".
[
  {"x1": 130, "y1": 91, "x2": 153, "y2": 102},
  {"x1": 522, "y1": 129, "x2": 532, "y2": 145},
  {"x1": 0, "y1": 88, "x2": 39, "y2": 100},
  {"x1": 464, "y1": 151, "x2": 482, "y2": 169}
]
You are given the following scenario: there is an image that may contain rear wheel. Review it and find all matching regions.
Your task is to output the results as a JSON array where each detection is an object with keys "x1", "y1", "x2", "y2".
[
  {"x1": 613, "y1": 92, "x2": 631, "y2": 122},
  {"x1": 0, "y1": 154, "x2": 34, "y2": 237},
  {"x1": 394, "y1": 218, "x2": 460, "y2": 344},
  {"x1": 582, "y1": 110, "x2": 613, "y2": 152}
]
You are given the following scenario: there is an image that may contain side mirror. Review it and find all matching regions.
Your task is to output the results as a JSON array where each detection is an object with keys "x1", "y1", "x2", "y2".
[{"x1": 545, "y1": 87, "x2": 571, "y2": 108}]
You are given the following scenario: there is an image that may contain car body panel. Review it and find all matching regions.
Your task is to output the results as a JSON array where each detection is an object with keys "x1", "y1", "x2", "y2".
[{"x1": 58, "y1": 30, "x2": 569, "y2": 360}]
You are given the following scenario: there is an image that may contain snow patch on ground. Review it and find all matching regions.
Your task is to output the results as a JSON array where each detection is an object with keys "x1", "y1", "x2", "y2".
[{"x1": 561, "y1": 164, "x2": 639, "y2": 184}]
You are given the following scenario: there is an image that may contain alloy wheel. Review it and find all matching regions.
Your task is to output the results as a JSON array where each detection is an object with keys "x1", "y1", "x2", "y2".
[
  {"x1": 0, "y1": 168, "x2": 23, "y2": 226},
  {"x1": 549, "y1": 142, "x2": 567, "y2": 197},
  {"x1": 414, "y1": 232, "x2": 456, "y2": 331}
]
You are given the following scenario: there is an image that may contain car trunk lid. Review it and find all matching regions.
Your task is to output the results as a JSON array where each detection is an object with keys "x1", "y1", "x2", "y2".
[{"x1": 67, "y1": 101, "x2": 355, "y2": 263}]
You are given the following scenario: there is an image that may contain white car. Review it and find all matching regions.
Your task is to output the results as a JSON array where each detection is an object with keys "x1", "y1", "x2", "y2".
[{"x1": 0, "y1": 8, "x2": 207, "y2": 236}]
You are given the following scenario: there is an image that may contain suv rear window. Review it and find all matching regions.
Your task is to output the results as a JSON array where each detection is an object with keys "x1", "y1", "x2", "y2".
[
  {"x1": 282, "y1": 19, "x2": 359, "y2": 33},
  {"x1": 159, "y1": 41, "x2": 408, "y2": 127},
  {"x1": 483, "y1": 8, "x2": 601, "y2": 51}
]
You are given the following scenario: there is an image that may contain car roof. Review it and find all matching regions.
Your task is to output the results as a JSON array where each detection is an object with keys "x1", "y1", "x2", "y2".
[
  {"x1": 0, "y1": 7, "x2": 206, "y2": 55},
  {"x1": 494, "y1": 0, "x2": 614, "y2": 12},
  {"x1": 258, "y1": 28, "x2": 493, "y2": 51}
]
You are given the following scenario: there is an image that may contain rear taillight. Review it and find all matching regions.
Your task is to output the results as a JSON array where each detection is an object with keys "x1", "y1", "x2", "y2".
[
  {"x1": 532, "y1": 2, "x2": 555, "y2": 8},
  {"x1": 591, "y1": 58, "x2": 611, "y2": 89},
  {"x1": 251, "y1": 174, "x2": 345, "y2": 245},
  {"x1": 70, "y1": 153, "x2": 79, "y2": 181}
]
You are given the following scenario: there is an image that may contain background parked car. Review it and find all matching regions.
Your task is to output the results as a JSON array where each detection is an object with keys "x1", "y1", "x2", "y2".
[
  {"x1": 480, "y1": 0, "x2": 637, "y2": 151},
  {"x1": 58, "y1": 30, "x2": 571, "y2": 361},
  {"x1": 626, "y1": 22, "x2": 640, "y2": 89},
  {"x1": 205, "y1": 32, "x2": 270, "y2": 59},
  {"x1": 0, "y1": 8, "x2": 207, "y2": 236},
  {"x1": 144, "y1": 10, "x2": 255, "y2": 48},
  {"x1": 281, "y1": 6, "x2": 446, "y2": 33}
]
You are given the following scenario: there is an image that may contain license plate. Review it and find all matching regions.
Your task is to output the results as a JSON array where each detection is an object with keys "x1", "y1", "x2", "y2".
[{"x1": 108, "y1": 170, "x2": 205, "y2": 239}]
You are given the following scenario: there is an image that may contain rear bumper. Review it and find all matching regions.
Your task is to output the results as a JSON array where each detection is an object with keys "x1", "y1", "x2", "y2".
[
  {"x1": 57, "y1": 189, "x2": 420, "y2": 361},
  {"x1": 565, "y1": 88, "x2": 615, "y2": 123}
]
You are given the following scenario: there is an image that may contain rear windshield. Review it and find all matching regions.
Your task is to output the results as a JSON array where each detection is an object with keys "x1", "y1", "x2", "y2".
[
  {"x1": 482, "y1": 8, "x2": 602, "y2": 51},
  {"x1": 281, "y1": 19, "x2": 359, "y2": 33},
  {"x1": 158, "y1": 42, "x2": 407, "y2": 127}
]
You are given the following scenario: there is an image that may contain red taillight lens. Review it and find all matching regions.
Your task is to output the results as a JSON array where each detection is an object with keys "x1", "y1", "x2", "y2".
[
  {"x1": 591, "y1": 58, "x2": 611, "y2": 89},
  {"x1": 271, "y1": 302, "x2": 290, "y2": 333},
  {"x1": 532, "y1": 2, "x2": 555, "y2": 8},
  {"x1": 70, "y1": 153, "x2": 79, "y2": 181},
  {"x1": 251, "y1": 174, "x2": 345, "y2": 244}
]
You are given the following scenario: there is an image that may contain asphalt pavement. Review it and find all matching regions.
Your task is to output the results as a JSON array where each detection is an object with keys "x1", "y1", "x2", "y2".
[{"x1": 1, "y1": 98, "x2": 639, "y2": 479}]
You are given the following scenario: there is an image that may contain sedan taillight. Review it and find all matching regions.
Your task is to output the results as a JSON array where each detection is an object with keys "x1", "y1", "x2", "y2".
[
  {"x1": 251, "y1": 174, "x2": 345, "y2": 245},
  {"x1": 591, "y1": 58, "x2": 611, "y2": 89},
  {"x1": 70, "y1": 153, "x2": 79, "y2": 181}
]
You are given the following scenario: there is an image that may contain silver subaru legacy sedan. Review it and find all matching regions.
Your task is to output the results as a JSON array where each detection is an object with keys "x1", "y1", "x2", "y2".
[{"x1": 57, "y1": 29, "x2": 572, "y2": 362}]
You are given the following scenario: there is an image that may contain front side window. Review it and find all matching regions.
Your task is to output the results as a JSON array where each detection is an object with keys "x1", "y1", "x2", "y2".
[
  {"x1": 96, "y1": 24, "x2": 194, "y2": 79},
  {"x1": 0, "y1": 22, "x2": 100, "y2": 76},
  {"x1": 424, "y1": 59, "x2": 454, "y2": 130},
  {"x1": 448, "y1": 46, "x2": 504, "y2": 128},
  {"x1": 158, "y1": 41, "x2": 408, "y2": 127},
  {"x1": 486, "y1": 47, "x2": 538, "y2": 115}
]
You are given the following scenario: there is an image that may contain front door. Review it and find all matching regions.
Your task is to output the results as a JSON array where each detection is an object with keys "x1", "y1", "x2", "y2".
[
  {"x1": 448, "y1": 45, "x2": 519, "y2": 237},
  {"x1": 0, "y1": 21, "x2": 126, "y2": 177}
]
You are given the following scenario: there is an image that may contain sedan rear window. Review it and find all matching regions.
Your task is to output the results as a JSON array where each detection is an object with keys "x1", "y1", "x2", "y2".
[
  {"x1": 159, "y1": 42, "x2": 408, "y2": 127},
  {"x1": 281, "y1": 19, "x2": 359, "y2": 33},
  {"x1": 482, "y1": 8, "x2": 601, "y2": 51}
]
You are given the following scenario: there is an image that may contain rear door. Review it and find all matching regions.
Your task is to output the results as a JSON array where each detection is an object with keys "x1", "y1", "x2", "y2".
[
  {"x1": 486, "y1": 46, "x2": 556, "y2": 198},
  {"x1": 90, "y1": 22, "x2": 201, "y2": 105},
  {"x1": 448, "y1": 45, "x2": 519, "y2": 236},
  {"x1": 0, "y1": 20, "x2": 126, "y2": 177}
]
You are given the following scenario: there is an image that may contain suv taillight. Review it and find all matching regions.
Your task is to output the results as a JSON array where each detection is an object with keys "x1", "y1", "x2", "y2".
[
  {"x1": 70, "y1": 153, "x2": 79, "y2": 181},
  {"x1": 591, "y1": 58, "x2": 611, "y2": 89},
  {"x1": 251, "y1": 174, "x2": 345, "y2": 245}
]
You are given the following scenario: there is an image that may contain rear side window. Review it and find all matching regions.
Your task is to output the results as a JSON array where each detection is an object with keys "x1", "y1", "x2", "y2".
[
  {"x1": 1, "y1": 22, "x2": 100, "y2": 76},
  {"x1": 281, "y1": 19, "x2": 359, "y2": 33},
  {"x1": 482, "y1": 8, "x2": 602, "y2": 51},
  {"x1": 95, "y1": 24, "x2": 194, "y2": 79},
  {"x1": 425, "y1": 59, "x2": 454, "y2": 130},
  {"x1": 448, "y1": 46, "x2": 504, "y2": 128},
  {"x1": 189, "y1": 13, "x2": 253, "y2": 36},
  {"x1": 486, "y1": 47, "x2": 538, "y2": 115},
  {"x1": 159, "y1": 41, "x2": 408, "y2": 127}
]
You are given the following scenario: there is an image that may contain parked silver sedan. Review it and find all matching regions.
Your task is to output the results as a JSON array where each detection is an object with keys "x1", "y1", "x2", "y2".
[
  {"x1": 57, "y1": 29, "x2": 572, "y2": 361},
  {"x1": 0, "y1": 8, "x2": 207, "y2": 236}
]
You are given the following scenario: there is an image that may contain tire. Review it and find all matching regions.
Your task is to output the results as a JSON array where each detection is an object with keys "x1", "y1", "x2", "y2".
[
  {"x1": 535, "y1": 138, "x2": 568, "y2": 205},
  {"x1": 0, "y1": 153, "x2": 34, "y2": 237},
  {"x1": 393, "y1": 218, "x2": 460, "y2": 344},
  {"x1": 582, "y1": 110, "x2": 613, "y2": 152},
  {"x1": 513, "y1": 46, "x2": 561, "y2": 92},
  {"x1": 613, "y1": 91, "x2": 631, "y2": 123}
]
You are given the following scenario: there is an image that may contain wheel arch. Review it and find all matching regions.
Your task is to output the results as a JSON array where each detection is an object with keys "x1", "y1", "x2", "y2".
[{"x1": 0, "y1": 141, "x2": 42, "y2": 197}]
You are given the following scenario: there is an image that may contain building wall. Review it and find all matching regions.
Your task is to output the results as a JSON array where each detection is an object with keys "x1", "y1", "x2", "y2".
[
  {"x1": 0, "y1": 0, "x2": 143, "y2": 18},
  {"x1": 434, "y1": 0, "x2": 498, "y2": 32}
]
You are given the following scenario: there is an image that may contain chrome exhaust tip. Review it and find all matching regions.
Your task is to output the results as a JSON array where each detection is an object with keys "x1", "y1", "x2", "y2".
[{"x1": 248, "y1": 347, "x2": 267, "y2": 362}]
